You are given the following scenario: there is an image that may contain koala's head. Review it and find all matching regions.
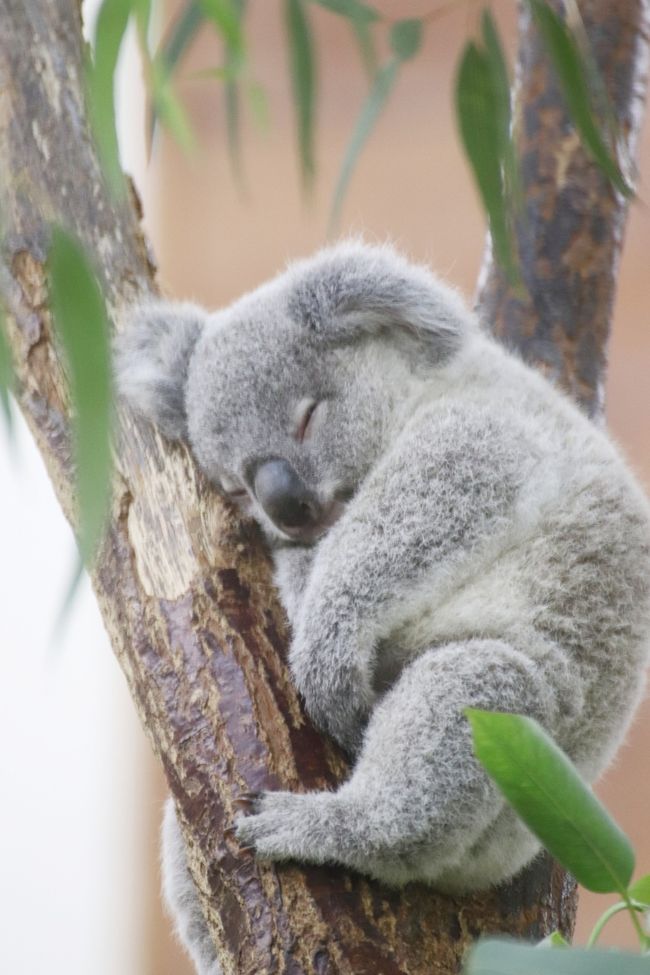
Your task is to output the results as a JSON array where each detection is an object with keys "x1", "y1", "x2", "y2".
[{"x1": 116, "y1": 242, "x2": 473, "y2": 544}]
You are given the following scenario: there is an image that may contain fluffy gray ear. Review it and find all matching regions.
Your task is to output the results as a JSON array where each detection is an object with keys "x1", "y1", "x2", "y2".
[
  {"x1": 114, "y1": 300, "x2": 206, "y2": 441},
  {"x1": 287, "y1": 241, "x2": 472, "y2": 362}
]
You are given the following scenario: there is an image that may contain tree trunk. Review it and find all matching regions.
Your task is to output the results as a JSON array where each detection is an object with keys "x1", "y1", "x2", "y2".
[{"x1": 0, "y1": 1, "x2": 647, "y2": 973}]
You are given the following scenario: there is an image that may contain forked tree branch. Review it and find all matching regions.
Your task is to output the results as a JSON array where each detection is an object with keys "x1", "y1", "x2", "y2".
[{"x1": 0, "y1": 0, "x2": 647, "y2": 972}]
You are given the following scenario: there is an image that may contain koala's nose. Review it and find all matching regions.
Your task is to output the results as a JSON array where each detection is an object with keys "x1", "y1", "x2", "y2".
[{"x1": 254, "y1": 458, "x2": 319, "y2": 533}]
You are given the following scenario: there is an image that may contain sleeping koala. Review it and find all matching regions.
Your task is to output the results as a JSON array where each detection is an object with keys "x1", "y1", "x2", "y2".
[{"x1": 117, "y1": 241, "x2": 650, "y2": 973}]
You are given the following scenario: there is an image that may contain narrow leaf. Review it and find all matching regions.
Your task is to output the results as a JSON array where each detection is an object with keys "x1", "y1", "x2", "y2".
[
  {"x1": 466, "y1": 709, "x2": 635, "y2": 894},
  {"x1": 49, "y1": 227, "x2": 113, "y2": 565},
  {"x1": 350, "y1": 15, "x2": 377, "y2": 78},
  {"x1": 88, "y1": 0, "x2": 133, "y2": 196},
  {"x1": 151, "y1": 59, "x2": 196, "y2": 153},
  {"x1": 149, "y1": 3, "x2": 205, "y2": 150},
  {"x1": 0, "y1": 302, "x2": 13, "y2": 434},
  {"x1": 481, "y1": 10, "x2": 520, "y2": 210},
  {"x1": 455, "y1": 42, "x2": 514, "y2": 277},
  {"x1": 330, "y1": 58, "x2": 399, "y2": 231},
  {"x1": 528, "y1": 0, "x2": 630, "y2": 196},
  {"x1": 465, "y1": 939, "x2": 650, "y2": 975},
  {"x1": 223, "y1": 0, "x2": 248, "y2": 181},
  {"x1": 389, "y1": 19, "x2": 423, "y2": 62},
  {"x1": 159, "y1": 1, "x2": 205, "y2": 73},
  {"x1": 200, "y1": 0, "x2": 245, "y2": 59},
  {"x1": 285, "y1": 0, "x2": 317, "y2": 187},
  {"x1": 629, "y1": 874, "x2": 650, "y2": 906},
  {"x1": 310, "y1": 0, "x2": 378, "y2": 21}
]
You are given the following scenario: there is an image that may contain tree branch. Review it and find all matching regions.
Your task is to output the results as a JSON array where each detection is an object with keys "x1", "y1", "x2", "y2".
[{"x1": 0, "y1": 0, "x2": 647, "y2": 972}]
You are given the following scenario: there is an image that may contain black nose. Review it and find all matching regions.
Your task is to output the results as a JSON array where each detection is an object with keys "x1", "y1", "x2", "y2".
[{"x1": 254, "y1": 459, "x2": 319, "y2": 532}]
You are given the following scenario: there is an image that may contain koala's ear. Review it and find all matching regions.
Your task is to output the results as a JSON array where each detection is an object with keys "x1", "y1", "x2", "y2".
[
  {"x1": 287, "y1": 242, "x2": 472, "y2": 362},
  {"x1": 114, "y1": 300, "x2": 206, "y2": 441}
]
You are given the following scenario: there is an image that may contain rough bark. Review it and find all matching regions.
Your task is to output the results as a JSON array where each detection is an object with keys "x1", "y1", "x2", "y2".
[{"x1": 0, "y1": 1, "x2": 646, "y2": 973}]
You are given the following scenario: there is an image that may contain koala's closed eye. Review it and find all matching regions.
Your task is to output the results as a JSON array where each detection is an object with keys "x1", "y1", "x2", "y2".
[{"x1": 293, "y1": 399, "x2": 326, "y2": 443}]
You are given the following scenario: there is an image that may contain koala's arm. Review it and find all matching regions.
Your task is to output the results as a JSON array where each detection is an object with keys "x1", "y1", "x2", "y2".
[{"x1": 290, "y1": 408, "x2": 528, "y2": 752}]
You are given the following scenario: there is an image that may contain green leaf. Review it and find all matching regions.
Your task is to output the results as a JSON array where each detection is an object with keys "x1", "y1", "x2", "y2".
[
  {"x1": 0, "y1": 302, "x2": 13, "y2": 434},
  {"x1": 49, "y1": 226, "x2": 113, "y2": 565},
  {"x1": 455, "y1": 42, "x2": 515, "y2": 278},
  {"x1": 310, "y1": 0, "x2": 378, "y2": 22},
  {"x1": 149, "y1": 2, "x2": 205, "y2": 150},
  {"x1": 389, "y1": 19, "x2": 423, "y2": 61},
  {"x1": 151, "y1": 58, "x2": 196, "y2": 152},
  {"x1": 466, "y1": 710, "x2": 635, "y2": 894},
  {"x1": 465, "y1": 939, "x2": 650, "y2": 975},
  {"x1": 528, "y1": 0, "x2": 631, "y2": 196},
  {"x1": 199, "y1": 0, "x2": 245, "y2": 62},
  {"x1": 223, "y1": 0, "x2": 248, "y2": 182},
  {"x1": 88, "y1": 0, "x2": 133, "y2": 196},
  {"x1": 350, "y1": 15, "x2": 377, "y2": 78},
  {"x1": 481, "y1": 9, "x2": 520, "y2": 210},
  {"x1": 629, "y1": 874, "x2": 650, "y2": 906},
  {"x1": 285, "y1": 0, "x2": 317, "y2": 187},
  {"x1": 159, "y1": 1, "x2": 205, "y2": 73},
  {"x1": 330, "y1": 58, "x2": 399, "y2": 231}
]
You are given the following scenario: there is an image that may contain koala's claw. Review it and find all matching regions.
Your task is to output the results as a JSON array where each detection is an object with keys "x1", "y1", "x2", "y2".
[
  {"x1": 234, "y1": 790, "x2": 340, "y2": 865},
  {"x1": 232, "y1": 790, "x2": 262, "y2": 811}
]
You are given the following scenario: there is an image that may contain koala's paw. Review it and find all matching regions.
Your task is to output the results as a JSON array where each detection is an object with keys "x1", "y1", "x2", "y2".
[{"x1": 235, "y1": 790, "x2": 340, "y2": 864}]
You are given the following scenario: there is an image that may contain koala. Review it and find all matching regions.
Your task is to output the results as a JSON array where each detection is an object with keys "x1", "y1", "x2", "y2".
[{"x1": 117, "y1": 241, "x2": 650, "y2": 973}]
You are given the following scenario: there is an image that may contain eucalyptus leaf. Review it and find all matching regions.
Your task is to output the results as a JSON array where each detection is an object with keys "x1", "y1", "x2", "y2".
[
  {"x1": 88, "y1": 0, "x2": 133, "y2": 196},
  {"x1": 528, "y1": 0, "x2": 630, "y2": 196},
  {"x1": 465, "y1": 939, "x2": 650, "y2": 975},
  {"x1": 310, "y1": 0, "x2": 378, "y2": 22},
  {"x1": 223, "y1": 0, "x2": 248, "y2": 180},
  {"x1": 466, "y1": 710, "x2": 635, "y2": 894},
  {"x1": 49, "y1": 227, "x2": 113, "y2": 565},
  {"x1": 199, "y1": 0, "x2": 245, "y2": 61},
  {"x1": 538, "y1": 930, "x2": 570, "y2": 948},
  {"x1": 455, "y1": 42, "x2": 515, "y2": 278},
  {"x1": 149, "y1": 2, "x2": 205, "y2": 150},
  {"x1": 629, "y1": 874, "x2": 650, "y2": 906},
  {"x1": 285, "y1": 0, "x2": 317, "y2": 186},
  {"x1": 350, "y1": 14, "x2": 377, "y2": 78},
  {"x1": 151, "y1": 60, "x2": 195, "y2": 153},
  {"x1": 481, "y1": 10, "x2": 520, "y2": 210},
  {"x1": 389, "y1": 19, "x2": 423, "y2": 61},
  {"x1": 0, "y1": 302, "x2": 13, "y2": 434},
  {"x1": 330, "y1": 58, "x2": 399, "y2": 231}
]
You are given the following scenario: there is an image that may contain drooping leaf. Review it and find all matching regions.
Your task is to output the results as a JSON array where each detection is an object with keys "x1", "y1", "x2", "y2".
[
  {"x1": 455, "y1": 42, "x2": 515, "y2": 278},
  {"x1": 466, "y1": 709, "x2": 635, "y2": 894},
  {"x1": 49, "y1": 226, "x2": 113, "y2": 565},
  {"x1": 310, "y1": 0, "x2": 378, "y2": 21},
  {"x1": 223, "y1": 0, "x2": 248, "y2": 181},
  {"x1": 149, "y1": 1, "x2": 205, "y2": 147},
  {"x1": 528, "y1": 0, "x2": 631, "y2": 196},
  {"x1": 330, "y1": 58, "x2": 399, "y2": 231},
  {"x1": 0, "y1": 302, "x2": 13, "y2": 434},
  {"x1": 310, "y1": 0, "x2": 378, "y2": 77},
  {"x1": 285, "y1": 0, "x2": 317, "y2": 187},
  {"x1": 88, "y1": 0, "x2": 133, "y2": 196},
  {"x1": 389, "y1": 18, "x2": 423, "y2": 61},
  {"x1": 481, "y1": 9, "x2": 520, "y2": 210},
  {"x1": 465, "y1": 939, "x2": 650, "y2": 975},
  {"x1": 150, "y1": 58, "x2": 196, "y2": 153},
  {"x1": 200, "y1": 0, "x2": 245, "y2": 59},
  {"x1": 350, "y1": 15, "x2": 377, "y2": 78},
  {"x1": 159, "y1": 1, "x2": 205, "y2": 73},
  {"x1": 629, "y1": 874, "x2": 650, "y2": 906}
]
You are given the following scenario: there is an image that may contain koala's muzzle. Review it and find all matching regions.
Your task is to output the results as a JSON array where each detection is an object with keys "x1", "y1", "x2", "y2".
[{"x1": 254, "y1": 459, "x2": 321, "y2": 537}]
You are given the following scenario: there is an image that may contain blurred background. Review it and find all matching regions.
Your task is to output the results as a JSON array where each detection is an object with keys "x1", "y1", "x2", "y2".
[{"x1": 1, "y1": 1, "x2": 648, "y2": 971}]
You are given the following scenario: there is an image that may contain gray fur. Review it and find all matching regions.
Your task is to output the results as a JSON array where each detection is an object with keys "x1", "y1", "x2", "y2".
[{"x1": 117, "y1": 241, "x2": 650, "y2": 974}]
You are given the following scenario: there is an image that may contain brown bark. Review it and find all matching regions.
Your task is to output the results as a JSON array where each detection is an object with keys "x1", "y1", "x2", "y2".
[{"x1": 0, "y1": 1, "x2": 646, "y2": 973}]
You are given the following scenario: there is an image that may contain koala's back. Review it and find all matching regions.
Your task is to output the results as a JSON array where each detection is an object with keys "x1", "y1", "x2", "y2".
[{"x1": 303, "y1": 334, "x2": 650, "y2": 775}]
